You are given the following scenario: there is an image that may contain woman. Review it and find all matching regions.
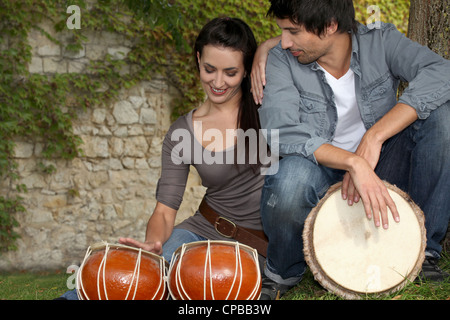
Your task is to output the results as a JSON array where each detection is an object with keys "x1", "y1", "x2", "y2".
[
  {"x1": 119, "y1": 17, "x2": 267, "y2": 263},
  {"x1": 57, "y1": 17, "x2": 267, "y2": 301}
]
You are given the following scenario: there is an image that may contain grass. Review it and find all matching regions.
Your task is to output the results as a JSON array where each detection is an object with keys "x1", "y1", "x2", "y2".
[
  {"x1": 282, "y1": 259, "x2": 450, "y2": 300},
  {"x1": 0, "y1": 245, "x2": 449, "y2": 301},
  {"x1": 283, "y1": 246, "x2": 450, "y2": 300},
  {"x1": 0, "y1": 270, "x2": 70, "y2": 300}
]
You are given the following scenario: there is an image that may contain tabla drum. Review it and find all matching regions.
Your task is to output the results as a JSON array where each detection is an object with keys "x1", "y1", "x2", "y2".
[
  {"x1": 168, "y1": 240, "x2": 261, "y2": 300},
  {"x1": 303, "y1": 182, "x2": 426, "y2": 300},
  {"x1": 76, "y1": 242, "x2": 168, "y2": 300}
]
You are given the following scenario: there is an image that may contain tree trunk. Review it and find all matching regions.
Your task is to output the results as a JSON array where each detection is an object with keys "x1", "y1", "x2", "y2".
[
  {"x1": 407, "y1": 0, "x2": 449, "y2": 59},
  {"x1": 406, "y1": 0, "x2": 450, "y2": 251}
]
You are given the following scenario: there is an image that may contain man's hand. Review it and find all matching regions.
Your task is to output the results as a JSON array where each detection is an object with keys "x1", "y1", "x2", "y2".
[
  {"x1": 345, "y1": 156, "x2": 400, "y2": 229},
  {"x1": 341, "y1": 130, "x2": 383, "y2": 206},
  {"x1": 315, "y1": 143, "x2": 399, "y2": 229},
  {"x1": 340, "y1": 103, "x2": 418, "y2": 229}
]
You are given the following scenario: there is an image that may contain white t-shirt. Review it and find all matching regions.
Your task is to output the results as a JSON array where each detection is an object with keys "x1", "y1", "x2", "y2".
[{"x1": 320, "y1": 66, "x2": 366, "y2": 153}]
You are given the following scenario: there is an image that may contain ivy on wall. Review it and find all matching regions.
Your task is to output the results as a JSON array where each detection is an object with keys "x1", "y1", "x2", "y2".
[
  {"x1": 0, "y1": 0, "x2": 166, "y2": 252},
  {"x1": 0, "y1": 0, "x2": 280, "y2": 253},
  {"x1": 0, "y1": 0, "x2": 409, "y2": 253}
]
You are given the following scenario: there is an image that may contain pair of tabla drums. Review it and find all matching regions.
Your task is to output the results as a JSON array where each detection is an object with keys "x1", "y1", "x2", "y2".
[
  {"x1": 76, "y1": 240, "x2": 261, "y2": 300},
  {"x1": 304, "y1": 181, "x2": 426, "y2": 299}
]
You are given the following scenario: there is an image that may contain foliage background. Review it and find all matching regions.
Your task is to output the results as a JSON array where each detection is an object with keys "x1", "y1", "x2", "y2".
[{"x1": 0, "y1": 0, "x2": 410, "y2": 252}]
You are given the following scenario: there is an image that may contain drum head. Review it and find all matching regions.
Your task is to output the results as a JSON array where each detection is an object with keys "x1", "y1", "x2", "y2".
[{"x1": 303, "y1": 182, "x2": 426, "y2": 299}]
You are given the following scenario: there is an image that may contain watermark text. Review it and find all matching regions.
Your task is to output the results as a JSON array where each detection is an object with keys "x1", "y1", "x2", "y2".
[{"x1": 170, "y1": 124, "x2": 279, "y2": 175}]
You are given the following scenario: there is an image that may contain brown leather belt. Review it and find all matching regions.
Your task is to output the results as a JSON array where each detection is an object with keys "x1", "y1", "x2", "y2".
[{"x1": 199, "y1": 198, "x2": 268, "y2": 257}]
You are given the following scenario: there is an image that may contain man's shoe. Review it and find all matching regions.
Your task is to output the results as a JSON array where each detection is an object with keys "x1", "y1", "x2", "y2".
[
  {"x1": 259, "y1": 276, "x2": 293, "y2": 300},
  {"x1": 417, "y1": 257, "x2": 449, "y2": 282}
]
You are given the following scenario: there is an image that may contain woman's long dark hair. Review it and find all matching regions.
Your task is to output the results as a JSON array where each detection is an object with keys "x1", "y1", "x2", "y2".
[{"x1": 194, "y1": 17, "x2": 263, "y2": 170}]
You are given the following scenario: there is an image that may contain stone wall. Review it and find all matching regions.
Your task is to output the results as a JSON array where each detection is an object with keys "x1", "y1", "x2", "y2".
[{"x1": 0, "y1": 20, "x2": 205, "y2": 271}]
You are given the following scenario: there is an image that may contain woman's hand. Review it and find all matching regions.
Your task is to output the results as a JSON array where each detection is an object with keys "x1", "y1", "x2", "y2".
[
  {"x1": 117, "y1": 202, "x2": 176, "y2": 256},
  {"x1": 118, "y1": 237, "x2": 163, "y2": 255},
  {"x1": 251, "y1": 36, "x2": 280, "y2": 105}
]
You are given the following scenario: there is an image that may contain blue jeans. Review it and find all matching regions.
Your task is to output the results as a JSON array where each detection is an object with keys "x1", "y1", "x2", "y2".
[
  {"x1": 161, "y1": 228, "x2": 207, "y2": 262},
  {"x1": 261, "y1": 103, "x2": 450, "y2": 285}
]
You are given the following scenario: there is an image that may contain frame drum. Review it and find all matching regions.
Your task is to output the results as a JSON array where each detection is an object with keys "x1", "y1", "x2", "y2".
[
  {"x1": 76, "y1": 242, "x2": 168, "y2": 300},
  {"x1": 303, "y1": 182, "x2": 426, "y2": 299},
  {"x1": 168, "y1": 240, "x2": 261, "y2": 300}
]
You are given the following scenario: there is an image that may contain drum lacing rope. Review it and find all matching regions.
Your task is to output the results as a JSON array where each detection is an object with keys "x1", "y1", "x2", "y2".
[
  {"x1": 98, "y1": 243, "x2": 109, "y2": 299},
  {"x1": 235, "y1": 243, "x2": 261, "y2": 300},
  {"x1": 124, "y1": 246, "x2": 141, "y2": 300},
  {"x1": 116, "y1": 244, "x2": 166, "y2": 300},
  {"x1": 77, "y1": 244, "x2": 94, "y2": 300},
  {"x1": 247, "y1": 246, "x2": 261, "y2": 300},
  {"x1": 226, "y1": 241, "x2": 243, "y2": 300},
  {"x1": 174, "y1": 243, "x2": 188, "y2": 299},
  {"x1": 171, "y1": 240, "x2": 261, "y2": 300},
  {"x1": 205, "y1": 240, "x2": 244, "y2": 300},
  {"x1": 205, "y1": 241, "x2": 211, "y2": 299},
  {"x1": 149, "y1": 257, "x2": 166, "y2": 300}
]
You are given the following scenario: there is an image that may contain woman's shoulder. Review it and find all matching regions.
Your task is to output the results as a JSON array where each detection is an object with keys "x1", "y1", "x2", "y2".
[{"x1": 167, "y1": 109, "x2": 195, "y2": 132}]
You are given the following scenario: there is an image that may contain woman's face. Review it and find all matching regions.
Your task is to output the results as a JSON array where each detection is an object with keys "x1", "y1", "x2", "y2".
[{"x1": 197, "y1": 45, "x2": 245, "y2": 106}]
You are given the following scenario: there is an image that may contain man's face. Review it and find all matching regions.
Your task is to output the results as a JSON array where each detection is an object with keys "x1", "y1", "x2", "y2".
[{"x1": 276, "y1": 18, "x2": 332, "y2": 65}]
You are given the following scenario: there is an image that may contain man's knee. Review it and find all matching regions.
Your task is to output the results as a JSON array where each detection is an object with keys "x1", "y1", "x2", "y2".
[
  {"x1": 262, "y1": 156, "x2": 325, "y2": 211},
  {"x1": 421, "y1": 104, "x2": 450, "y2": 158},
  {"x1": 426, "y1": 103, "x2": 450, "y2": 139}
]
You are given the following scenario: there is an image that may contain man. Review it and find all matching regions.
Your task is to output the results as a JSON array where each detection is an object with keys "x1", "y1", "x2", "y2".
[{"x1": 253, "y1": 0, "x2": 450, "y2": 300}]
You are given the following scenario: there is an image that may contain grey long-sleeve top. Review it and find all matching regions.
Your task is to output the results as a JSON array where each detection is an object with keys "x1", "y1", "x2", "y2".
[{"x1": 155, "y1": 110, "x2": 265, "y2": 240}]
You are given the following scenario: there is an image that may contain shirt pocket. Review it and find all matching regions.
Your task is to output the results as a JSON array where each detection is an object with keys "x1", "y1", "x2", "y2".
[
  {"x1": 364, "y1": 73, "x2": 398, "y2": 121},
  {"x1": 298, "y1": 93, "x2": 329, "y2": 134}
]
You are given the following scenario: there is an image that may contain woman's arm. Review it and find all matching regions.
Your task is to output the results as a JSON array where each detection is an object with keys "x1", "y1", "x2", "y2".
[
  {"x1": 119, "y1": 201, "x2": 177, "y2": 255},
  {"x1": 251, "y1": 36, "x2": 280, "y2": 105}
]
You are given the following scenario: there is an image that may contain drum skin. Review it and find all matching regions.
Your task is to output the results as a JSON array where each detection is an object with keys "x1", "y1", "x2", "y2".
[
  {"x1": 303, "y1": 181, "x2": 426, "y2": 300},
  {"x1": 168, "y1": 242, "x2": 261, "y2": 300},
  {"x1": 79, "y1": 247, "x2": 167, "y2": 300}
]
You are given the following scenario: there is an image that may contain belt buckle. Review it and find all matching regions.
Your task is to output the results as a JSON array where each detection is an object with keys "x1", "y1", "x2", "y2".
[{"x1": 215, "y1": 216, "x2": 237, "y2": 238}]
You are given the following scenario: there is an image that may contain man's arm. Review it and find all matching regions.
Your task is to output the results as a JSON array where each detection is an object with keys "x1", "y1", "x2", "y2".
[
  {"x1": 383, "y1": 24, "x2": 450, "y2": 119},
  {"x1": 316, "y1": 103, "x2": 417, "y2": 229},
  {"x1": 342, "y1": 102, "x2": 418, "y2": 203},
  {"x1": 314, "y1": 142, "x2": 400, "y2": 230}
]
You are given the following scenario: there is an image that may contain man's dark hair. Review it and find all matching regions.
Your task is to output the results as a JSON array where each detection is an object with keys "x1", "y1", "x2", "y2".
[{"x1": 267, "y1": 0, "x2": 357, "y2": 36}]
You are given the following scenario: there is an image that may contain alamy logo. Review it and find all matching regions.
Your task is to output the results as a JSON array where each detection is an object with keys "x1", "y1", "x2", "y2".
[
  {"x1": 170, "y1": 123, "x2": 280, "y2": 175},
  {"x1": 367, "y1": 5, "x2": 381, "y2": 29},
  {"x1": 66, "y1": 5, "x2": 81, "y2": 30}
]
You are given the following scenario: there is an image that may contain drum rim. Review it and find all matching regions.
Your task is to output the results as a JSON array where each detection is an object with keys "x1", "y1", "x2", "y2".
[
  {"x1": 171, "y1": 240, "x2": 259, "y2": 256},
  {"x1": 88, "y1": 241, "x2": 168, "y2": 265},
  {"x1": 303, "y1": 181, "x2": 427, "y2": 300}
]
